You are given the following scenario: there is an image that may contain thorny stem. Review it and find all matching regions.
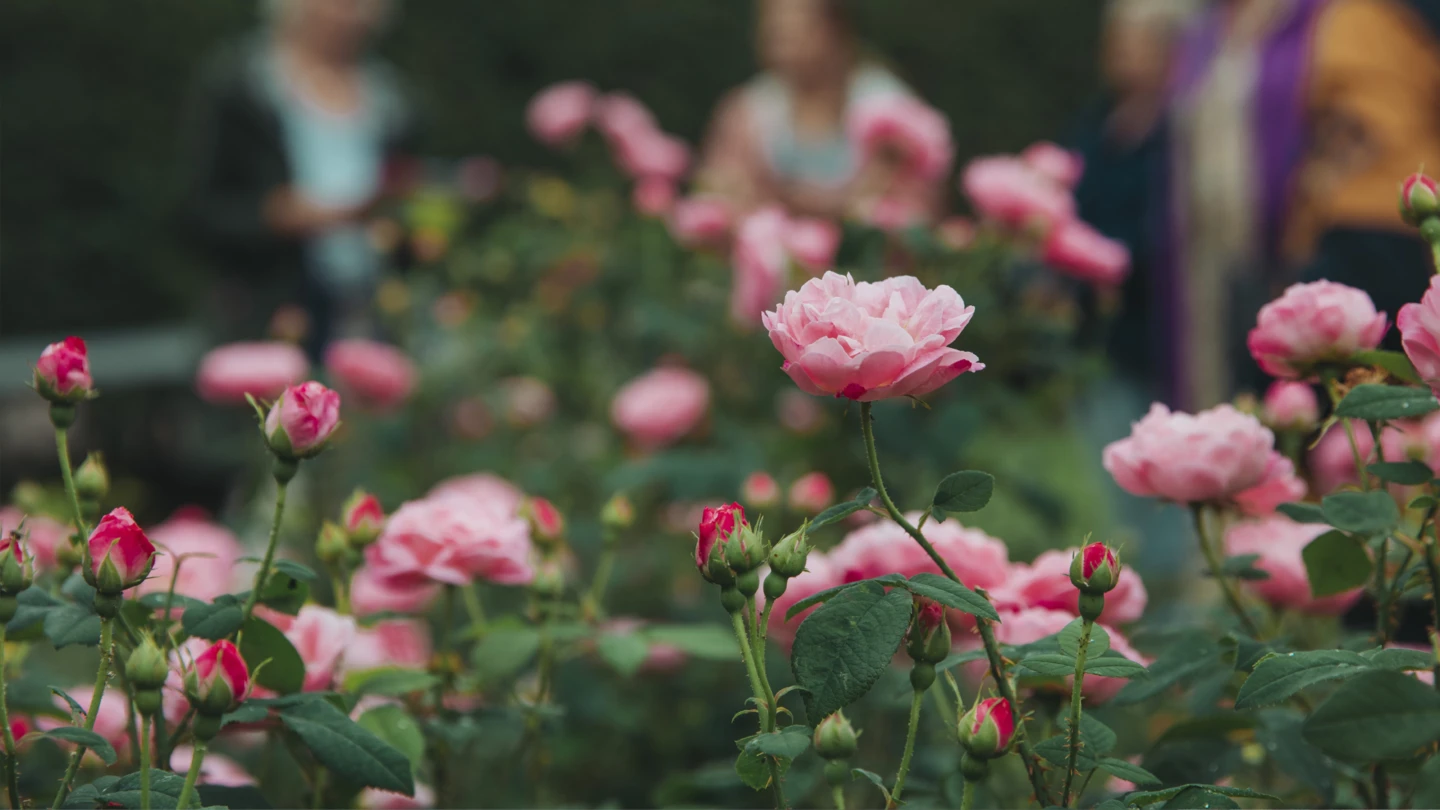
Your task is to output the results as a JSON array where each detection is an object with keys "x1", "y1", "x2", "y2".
[
  {"x1": 1062, "y1": 619, "x2": 1095, "y2": 806},
  {"x1": 50, "y1": 618, "x2": 114, "y2": 809},
  {"x1": 1192, "y1": 505, "x2": 1262, "y2": 638},
  {"x1": 888, "y1": 688, "x2": 925, "y2": 807}
]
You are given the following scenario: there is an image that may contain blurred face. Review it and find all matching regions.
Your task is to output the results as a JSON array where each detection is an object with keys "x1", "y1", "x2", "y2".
[
  {"x1": 1101, "y1": 19, "x2": 1172, "y2": 97},
  {"x1": 284, "y1": 0, "x2": 387, "y2": 59},
  {"x1": 758, "y1": 0, "x2": 850, "y2": 83}
]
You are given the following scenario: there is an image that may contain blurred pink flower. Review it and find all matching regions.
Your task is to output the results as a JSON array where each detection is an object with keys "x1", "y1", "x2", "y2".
[
  {"x1": 526, "y1": 81, "x2": 597, "y2": 147},
  {"x1": 830, "y1": 512, "x2": 1008, "y2": 591},
  {"x1": 285, "y1": 605, "x2": 358, "y2": 691},
  {"x1": 785, "y1": 218, "x2": 842, "y2": 273},
  {"x1": 1041, "y1": 219, "x2": 1130, "y2": 286},
  {"x1": 138, "y1": 509, "x2": 244, "y2": 608},
  {"x1": 196, "y1": 342, "x2": 308, "y2": 405},
  {"x1": 612, "y1": 128, "x2": 691, "y2": 181},
  {"x1": 1232, "y1": 452, "x2": 1308, "y2": 517},
  {"x1": 1262, "y1": 381, "x2": 1320, "y2": 431},
  {"x1": 1021, "y1": 141, "x2": 1084, "y2": 188},
  {"x1": 342, "y1": 619, "x2": 434, "y2": 674},
  {"x1": 991, "y1": 607, "x2": 1144, "y2": 704},
  {"x1": 787, "y1": 472, "x2": 835, "y2": 514},
  {"x1": 961, "y1": 155, "x2": 1075, "y2": 229},
  {"x1": 1226, "y1": 515, "x2": 1364, "y2": 614},
  {"x1": 731, "y1": 207, "x2": 791, "y2": 325},
  {"x1": 848, "y1": 95, "x2": 954, "y2": 181},
  {"x1": 593, "y1": 93, "x2": 658, "y2": 144},
  {"x1": 667, "y1": 195, "x2": 733, "y2": 247},
  {"x1": 360, "y1": 784, "x2": 436, "y2": 810},
  {"x1": 776, "y1": 389, "x2": 825, "y2": 434},
  {"x1": 632, "y1": 177, "x2": 676, "y2": 217},
  {"x1": 1400, "y1": 276, "x2": 1440, "y2": 398},
  {"x1": 350, "y1": 566, "x2": 441, "y2": 616},
  {"x1": 170, "y1": 746, "x2": 256, "y2": 787},
  {"x1": 44, "y1": 687, "x2": 130, "y2": 757},
  {"x1": 1247, "y1": 281, "x2": 1387, "y2": 379},
  {"x1": 428, "y1": 473, "x2": 525, "y2": 516},
  {"x1": 1309, "y1": 419, "x2": 1424, "y2": 494},
  {"x1": 610, "y1": 367, "x2": 710, "y2": 449},
  {"x1": 1103, "y1": 403, "x2": 1275, "y2": 504},
  {"x1": 325, "y1": 339, "x2": 417, "y2": 413},
  {"x1": 741, "y1": 472, "x2": 781, "y2": 508},
  {"x1": 0, "y1": 507, "x2": 67, "y2": 572},
  {"x1": 366, "y1": 492, "x2": 534, "y2": 588},
  {"x1": 992, "y1": 549, "x2": 1147, "y2": 625}
]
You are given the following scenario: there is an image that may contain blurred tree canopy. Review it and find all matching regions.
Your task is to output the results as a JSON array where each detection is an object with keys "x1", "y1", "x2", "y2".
[{"x1": 0, "y1": 0, "x2": 1103, "y2": 338}]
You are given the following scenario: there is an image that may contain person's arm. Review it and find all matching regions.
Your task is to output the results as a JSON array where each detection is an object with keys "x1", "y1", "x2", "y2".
[{"x1": 694, "y1": 88, "x2": 769, "y2": 210}]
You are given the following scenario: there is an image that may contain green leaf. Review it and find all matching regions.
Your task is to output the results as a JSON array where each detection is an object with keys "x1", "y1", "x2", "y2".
[
  {"x1": 238, "y1": 616, "x2": 305, "y2": 695},
  {"x1": 136, "y1": 592, "x2": 205, "y2": 612},
  {"x1": 1125, "y1": 784, "x2": 1277, "y2": 807},
  {"x1": 1113, "y1": 634, "x2": 1226, "y2": 706},
  {"x1": 744, "y1": 725, "x2": 811, "y2": 760},
  {"x1": 356, "y1": 704, "x2": 424, "y2": 771},
  {"x1": 1218, "y1": 554, "x2": 1270, "y2": 581},
  {"x1": 792, "y1": 583, "x2": 912, "y2": 722},
  {"x1": 61, "y1": 573, "x2": 97, "y2": 606},
  {"x1": 44, "y1": 604, "x2": 101, "y2": 648},
  {"x1": 937, "y1": 648, "x2": 990, "y2": 671},
  {"x1": 1301, "y1": 531, "x2": 1373, "y2": 598},
  {"x1": 734, "y1": 747, "x2": 771, "y2": 791},
  {"x1": 1367, "y1": 460, "x2": 1434, "y2": 485},
  {"x1": 1075, "y1": 714, "x2": 1118, "y2": 756},
  {"x1": 95, "y1": 770, "x2": 188, "y2": 809},
  {"x1": 808, "y1": 487, "x2": 878, "y2": 530},
  {"x1": 44, "y1": 726, "x2": 117, "y2": 765},
  {"x1": 50, "y1": 687, "x2": 87, "y2": 718},
  {"x1": 641, "y1": 624, "x2": 738, "y2": 660},
  {"x1": 1320, "y1": 491, "x2": 1399, "y2": 535},
  {"x1": 181, "y1": 597, "x2": 244, "y2": 640},
  {"x1": 904, "y1": 572, "x2": 999, "y2": 621},
  {"x1": 273, "y1": 559, "x2": 318, "y2": 581},
  {"x1": 7, "y1": 587, "x2": 62, "y2": 634},
  {"x1": 1085, "y1": 654, "x2": 1148, "y2": 679},
  {"x1": 279, "y1": 699, "x2": 415, "y2": 795},
  {"x1": 1351, "y1": 349, "x2": 1422, "y2": 384},
  {"x1": 1017, "y1": 653, "x2": 1078, "y2": 677},
  {"x1": 1303, "y1": 669, "x2": 1440, "y2": 760},
  {"x1": 1034, "y1": 715, "x2": 1116, "y2": 771},
  {"x1": 1363, "y1": 646, "x2": 1434, "y2": 671},
  {"x1": 597, "y1": 632, "x2": 650, "y2": 677},
  {"x1": 344, "y1": 668, "x2": 441, "y2": 697},
  {"x1": 1333, "y1": 383, "x2": 1439, "y2": 421},
  {"x1": 1060, "y1": 619, "x2": 1110, "y2": 658},
  {"x1": 1234, "y1": 650, "x2": 1370, "y2": 709},
  {"x1": 1257, "y1": 711, "x2": 1333, "y2": 802},
  {"x1": 783, "y1": 574, "x2": 906, "y2": 621},
  {"x1": 932, "y1": 471, "x2": 995, "y2": 513},
  {"x1": 1414, "y1": 755, "x2": 1440, "y2": 810},
  {"x1": 1099, "y1": 757, "x2": 1162, "y2": 787},
  {"x1": 1160, "y1": 788, "x2": 1239, "y2": 809},
  {"x1": 253, "y1": 571, "x2": 309, "y2": 616},
  {"x1": 470, "y1": 626, "x2": 541, "y2": 683},
  {"x1": 851, "y1": 768, "x2": 892, "y2": 803},
  {"x1": 1277, "y1": 502, "x2": 1326, "y2": 524}
]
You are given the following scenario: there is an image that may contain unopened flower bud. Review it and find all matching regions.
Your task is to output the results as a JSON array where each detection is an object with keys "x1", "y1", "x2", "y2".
[
  {"x1": 316, "y1": 521, "x2": 349, "y2": 565},
  {"x1": 601, "y1": 493, "x2": 635, "y2": 532},
  {"x1": 340, "y1": 489, "x2": 385, "y2": 547},
  {"x1": 906, "y1": 598, "x2": 951, "y2": 668},
  {"x1": 74, "y1": 453, "x2": 110, "y2": 502},
  {"x1": 1070, "y1": 542, "x2": 1121, "y2": 596},
  {"x1": 767, "y1": 527, "x2": 811, "y2": 579},
  {"x1": 264, "y1": 381, "x2": 341, "y2": 461},
  {"x1": 184, "y1": 640, "x2": 250, "y2": 718},
  {"x1": 814, "y1": 711, "x2": 860, "y2": 760},
  {"x1": 763, "y1": 570, "x2": 789, "y2": 601},
  {"x1": 741, "y1": 472, "x2": 780, "y2": 509},
  {"x1": 525, "y1": 497, "x2": 565, "y2": 548},
  {"x1": 696, "y1": 503, "x2": 745, "y2": 586},
  {"x1": 723, "y1": 522, "x2": 770, "y2": 575},
  {"x1": 532, "y1": 556, "x2": 566, "y2": 600},
  {"x1": 958, "y1": 697, "x2": 1016, "y2": 760},
  {"x1": 0, "y1": 534, "x2": 34, "y2": 596},
  {"x1": 126, "y1": 634, "x2": 170, "y2": 692},
  {"x1": 34, "y1": 337, "x2": 93, "y2": 406},
  {"x1": 1400, "y1": 172, "x2": 1440, "y2": 227},
  {"x1": 83, "y1": 508, "x2": 156, "y2": 597}
]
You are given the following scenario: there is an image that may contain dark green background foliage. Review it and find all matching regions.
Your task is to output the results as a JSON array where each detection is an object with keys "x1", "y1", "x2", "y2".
[{"x1": 0, "y1": 0, "x2": 1103, "y2": 336}]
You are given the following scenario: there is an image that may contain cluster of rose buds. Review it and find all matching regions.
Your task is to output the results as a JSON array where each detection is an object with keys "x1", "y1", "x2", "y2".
[
  {"x1": 525, "y1": 496, "x2": 570, "y2": 608},
  {"x1": 695, "y1": 503, "x2": 815, "y2": 614}
]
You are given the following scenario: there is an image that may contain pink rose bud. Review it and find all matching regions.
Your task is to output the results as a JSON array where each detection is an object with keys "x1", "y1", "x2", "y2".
[
  {"x1": 696, "y1": 503, "x2": 745, "y2": 584},
  {"x1": 1400, "y1": 172, "x2": 1440, "y2": 226},
  {"x1": 341, "y1": 490, "x2": 386, "y2": 547},
  {"x1": 526, "y1": 80, "x2": 597, "y2": 147},
  {"x1": 788, "y1": 472, "x2": 835, "y2": 514},
  {"x1": 1399, "y1": 276, "x2": 1440, "y2": 399},
  {"x1": 632, "y1": 177, "x2": 676, "y2": 217},
  {"x1": 85, "y1": 507, "x2": 157, "y2": 598},
  {"x1": 1247, "y1": 281, "x2": 1388, "y2": 379},
  {"x1": 1262, "y1": 381, "x2": 1320, "y2": 431},
  {"x1": 264, "y1": 381, "x2": 342, "y2": 461},
  {"x1": 1041, "y1": 219, "x2": 1131, "y2": 286},
  {"x1": 1103, "y1": 403, "x2": 1276, "y2": 504},
  {"x1": 906, "y1": 597, "x2": 952, "y2": 670},
  {"x1": 525, "y1": 497, "x2": 566, "y2": 547},
  {"x1": 763, "y1": 272, "x2": 983, "y2": 401},
  {"x1": 34, "y1": 336, "x2": 93, "y2": 404},
  {"x1": 185, "y1": 639, "x2": 251, "y2": 719},
  {"x1": 1070, "y1": 542, "x2": 1121, "y2": 600},
  {"x1": 742, "y1": 472, "x2": 781, "y2": 508},
  {"x1": 813, "y1": 711, "x2": 859, "y2": 760},
  {"x1": 0, "y1": 532, "x2": 33, "y2": 597},
  {"x1": 959, "y1": 697, "x2": 1016, "y2": 759}
]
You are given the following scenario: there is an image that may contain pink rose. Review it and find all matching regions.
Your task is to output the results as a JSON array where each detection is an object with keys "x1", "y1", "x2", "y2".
[
  {"x1": 785, "y1": 218, "x2": 842, "y2": 273},
  {"x1": 787, "y1": 472, "x2": 835, "y2": 514},
  {"x1": 1041, "y1": 219, "x2": 1130, "y2": 286},
  {"x1": 632, "y1": 177, "x2": 676, "y2": 217},
  {"x1": 861, "y1": 195, "x2": 929, "y2": 233},
  {"x1": 612, "y1": 127, "x2": 691, "y2": 181},
  {"x1": 1309, "y1": 419, "x2": 1423, "y2": 494},
  {"x1": 324, "y1": 340, "x2": 416, "y2": 413},
  {"x1": 428, "y1": 473, "x2": 525, "y2": 516},
  {"x1": 499, "y1": 376, "x2": 557, "y2": 428},
  {"x1": 264, "y1": 381, "x2": 341, "y2": 458},
  {"x1": 667, "y1": 196, "x2": 733, "y2": 247},
  {"x1": 34, "y1": 336, "x2": 93, "y2": 403},
  {"x1": 848, "y1": 95, "x2": 954, "y2": 181},
  {"x1": 763, "y1": 272, "x2": 983, "y2": 401},
  {"x1": 195, "y1": 342, "x2": 308, "y2": 405},
  {"x1": 285, "y1": 605, "x2": 358, "y2": 691},
  {"x1": 342, "y1": 619, "x2": 433, "y2": 675},
  {"x1": 742, "y1": 472, "x2": 781, "y2": 508},
  {"x1": 186, "y1": 639, "x2": 251, "y2": 713},
  {"x1": 342, "y1": 491, "x2": 386, "y2": 540},
  {"x1": 1226, "y1": 516, "x2": 1364, "y2": 614},
  {"x1": 763, "y1": 553, "x2": 842, "y2": 649},
  {"x1": 0, "y1": 507, "x2": 67, "y2": 571},
  {"x1": 992, "y1": 549, "x2": 1147, "y2": 625},
  {"x1": 1262, "y1": 381, "x2": 1320, "y2": 430},
  {"x1": 1232, "y1": 452, "x2": 1308, "y2": 517},
  {"x1": 1399, "y1": 276, "x2": 1440, "y2": 397},
  {"x1": 525, "y1": 497, "x2": 565, "y2": 543},
  {"x1": 44, "y1": 687, "x2": 130, "y2": 757},
  {"x1": 1247, "y1": 281, "x2": 1388, "y2": 379},
  {"x1": 960, "y1": 155, "x2": 1075, "y2": 229},
  {"x1": 1102, "y1": 403, "x2": 1275, "y2": 504},
  {"x1": 731, "y1": 207, "x2": 792, "y2": 325},
  {"x1": 360, "y1": 784, "x2": 436, "y2": 810},
  {"x1": 830, "y1": 512, "x2": 1009, "y2": 590},
  {"x1": 696, "y1": 503, "x2": 746, "y2": 572},
  {"x1": 350, "y1": 567, "x2": 440, "y2": 616},
  {"x1": 170, "y1": 746, "x2": 256, "y2": 787},
  {"x1": 593, "y1": 93, "x2": 657, "y2": 145},
  {"x1": 366, "y1": 492, "x2": 534, "y2": 587},
  {"x1": 991, "y1": 607, "x2": 1145, "y2": 704},
  {"x1": 1021, "y1": 141, "x2": 1084, "y2": 189},
  {"x1": 138, "y1": 509, "x2": 243, "y2": 607},
  {"x1": 87, "y1": 507, "x2": 157, "y2": 592},
  {"x1": 610, "y1": 367, "x2": 710, "y2": 449},
  {"x1": 525, "y1": 81, "x2": 597, "y2": 147}
]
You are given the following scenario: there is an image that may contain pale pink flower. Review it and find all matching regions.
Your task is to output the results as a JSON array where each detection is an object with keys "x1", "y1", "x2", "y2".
[
  {"x1": 1232, "y1": 452, "x2": 1308, "y2": 516},
  {"x1": 610, "y1": 367, "x2": 710, "y2": 449},
  {"x1": 1247, "y1": 281, "x2": 1388, "y2": 379},
  {"x1": 324, "y1": 339, "x2": 417, "y2": 413},
  {"x1": 341, "y1": 619, "x2": 433, "y2": 675},
  {"x1": 1226, "y1": 516, "x2": 1365, "y2": 614},
  {"x1": 264, "y1": 381, "x2": 341, "y2": 457},
  {"x1": 632, "y1": 177, "x2": 676, "y2": 216},
  {"x1": 526, "y1": 81, "x2": 596, "y2": 147},
  {"x1": 43, "y1": 687, "x2": 130, "y2": 757},
  {"x1": 0, "y1": 507, "x2": 67, "y2": 571},
  {"x1": 138, "y1": 509, "x2": 244, "y2": 607},
  {"x1": 1262, "y1": 381, "x2": 1320, "y2": 431},
  {"x1": 1041, "y1": 219, "x2": 1130, "y2": 286},
  {"x1": 1310, "y1": 419, "x2": 1425, "y2": 494},
  {"x1": 667, "y1": 195, "x2": 733, "y2": 247},
  {"x1": 285, "y1": 605, "x2": 358, "y2": 691},
  {"x1": 196, "y1": 342, "x2": 308, "y2": 404},
  {"x1": 1399, "y1": 275, "x2": 1440, "y2": 398},
  {"x1": 961, "y1": 156, "x2": 1075, "y2": 229},
  {"x1": 787, "y1": 472, "x2": 835, "y2": 514},
  {"x1": 763, "y1": 272, "x2": 982, "y2": 401},
  {"x1": 170, "y1": 746, "x2": 256, "y2": 787},
  {"x1": 366, "y1": 492, "x2": 534, "y2": 588},
  {"x1": 428, "y1": 473, "x2": 525, "y2": 516},
  {"x1": 1103, "y1": 403, "x2": 1275, "y2": 504},
  {"x1": 829, "y1": 512, "x2": 1009, "y2": 591},
  {"x1": 1021, "y1": 141, "x2": 1084, "y2": 188},
  {"x1": 731, "y1": 207, "x2": 791, "y2": 325},
  {"x1": 741, "y1": 472, "x2": 781, "y2": 508},
  {"x1": 350, "y1": 567, "x2": 441, "y2": 617},
  {"x1": 593, "y1": 93, "x2": 658, "y2": 144},
  {"x1": 848, "y1": 95, "x2": 954, "y2": 181},
  {"x1": 785, "y1": 218, "x2": 842, "y2": 273},
  {"x1": 612, "y1": 127, "x2": 691, "y2": 181}
]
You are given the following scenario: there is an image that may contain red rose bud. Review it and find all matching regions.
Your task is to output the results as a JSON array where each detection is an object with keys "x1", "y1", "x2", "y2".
[
  {"x1": 741, "y1": 472, "x2": 780, "y2": 508},
  {"x1": 341, "y1": 490, "x2": 385, "y2": 546},
  {"x1": 525, "y1": 497, "x2": 566, "y2": 547},
  {"x1": 600, "y1": 493, "x2": 635, "y2": 531},
  {"x1": 264, "y1": 381, "x2": 341, "y2": 461},
  {"x1": 185, "y1": 639, "x2": 250, "y2": 718},
  {"x1": 1070, "y1": 542, "x2": 1121, "y2": 596},
  {"x1": 0, "y1": 533, "x2": 33, "y2": 596},
  {"x1": 85, "y1": 507, "x2": 157, "y2": 600},
  {"x1": 1400, "y1": 172, "x2": 1440, "y2": 226},
  {"x1": 696, "y1": 503, "x2": 745, "y2": 585},
  {"x1": 74, "y1": 453, "x2": 110, "y2": 502},
  {"x1": 767, "y1": 526, "x2": 811, "y2": 579},
  {"x1": 906, "y1": 598, "x2": 952, "y2": 672},
  {"x1": 959, "y1": 697, "x2": 1016, "y2": 759},
  {"x1": 813, "y1": 711, "x2": 860, "y2": 760},
  {"x1": 33, "y1": 336, "x2": 93, "y2": 405}
]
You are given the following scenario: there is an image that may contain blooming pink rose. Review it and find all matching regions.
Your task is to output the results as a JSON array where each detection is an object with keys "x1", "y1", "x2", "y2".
[
  {"x1": 610, "y1": 367, "x2": 710, "y2": 449},
  {"x1": 992, "y1": 549, "x2": 1147, "y2": 625},
  {"x1": 44, "y1": 687, "x2": 129, "y2": 757},
  {"x1": 1021, "y1": 141, "x2": 1084, "y2": 189},
  {"x1": 593, "y1": 93, "x2": 657, "y2": 145},
  {"x1": 1103, "y1": 403, "x2": 1275, "y2": 504},
  {"x1": 1226, "y1": 516, "x2": 1364, "y2": 614},
  {"x1": 366, "y1": 492, "x2": 534, "y2": 588},
  {"x1": 1232, "y1": 452, "x2": 1308, "y2": 517},
  {"x1": 1247, "y1": 281, "x2": 1388, "y2": 378},
  {"x1": 187, "y1": 639, "x2": 250, "y2": 713},
  {"x1": 667, "y1": 195, "x2": 733, "y2": 247},
  {"x1": 848, "y1": 95, "x2": 954, "y2": 181},
  {"x1": 742, "y1": 472, "x2": 781, "y2": 508},
  {"x1": 991, "y1": 607, "x2": 1144, "y2": 704},
  {"x1": 170, "y1": 746, "x2": 255, "y2": 787},
  {"x1": 785, "y1": 218, "x2": 842, "y2": 273},
  {"x1": 763, "y1": 554, "x2": 842, "y2": 649},
  {"x1": 830, "y1": 512, "x2": 1009, "y2": 591},
  {"x1": 1262, "y1": 381, "x2": 1320, "y2": 430},
  {"x1": 525, "y1": 81, "x2": 596, "y2": 147},
  {"x1": 138, "y1": 509, "x2": 243, "y2": 607},
  {"x1": 342, "y1": 620, "x2": 433, "y2": 675},
  {"x1": 0, "y1": 507, "x2": 67, "y2": 571},
  {"x1": 34, "y1": 336, "x2": 93, "y2": 402},
  {"x1": 612, "y1": 127, "x2": 691, "y2": 181},
  {"x1": 264, "y1": 381, "x2": 341, "y2": 458},
  {"x1": 324, "y1": 340, "x2": 417, "y2": 413},
  {"x1": 1399, "y1": 276, "x2": 1440, "y2": 397},
  {"x1": 632, "y1": 177, "x2": 676, "y2": 217},
  {"x1": 961, "y1": 156, "x2": 1075, "y2": 229},
  {"x1": 787, "y1": 472, "x2": 835, "y2": 514},
  {"x1": 349, "y1": 567, "x2": 440, "y2": 616},
  {"x1": 731, "y1": 207, "x2": 791, "y2": 325},
  {"x1": 359, "y1": 784, "x2": 436, "y2": 810},
  {"x1": 763, "y1": 272, "x2": 983, "y2": 401},
  {"x1": 499, "y1": 376, "x2": 557, "y2": 428},
  {"x1": 196, "y1": 342, "x2": 308, "y2": 405},
  {"x1": 87, "y1": 507, "x2": 157, "y2": 592},
  {"x1": 428, "y1": 473, "x2": 525, "y2": 516},
  {"x1": 1041, "y1": 219, "x2": 1130, "y2": 286},
  {"x1": 285, "y1": 605, "x2": 358, "y2": 691}
]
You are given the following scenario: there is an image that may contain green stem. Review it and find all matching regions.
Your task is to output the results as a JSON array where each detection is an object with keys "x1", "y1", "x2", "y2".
[
  {"x1": 859, "y1": 402, "x2": 1054, "y2": 807},
  {"x1": 176, "y1": 739, "x2": 205, "y2": 810},
  {"x1": 1375, "y1": 763, "x2": 1390, "y2": 810},
  {"x1": 1375, "y1": 537, "x2": 1393, "y2": 646},
  {"x1": 51, "y1": 618, "x2": 113, "y2": 809},
  {"x1": 888, "y1": 689, "x2": 925, "y2": 808},
  {"x1": 432, "y1": 585, "x2": 456, "y2": 711},
  {"x1": 240, "y1": 480, "x2": 289, "y2": 625},
  {"x1": 832, "y1": 785, "x2": 846, "y2": 810},
  {"x1": 330, "y1": 571, "x2": 350, "y2": 615},
  {"x1": 1062, "y1": 619, "x2": 1095, "y2": 806},
  {"x1": 310, "y1": 766, "x2": 327, "y2": 810},
  {"x1": 1192, "y1": 506, "x2": 1262, "y2": 638},
  {"x1": 584, "y1": 546, "x2": 617, "y2": 619},
  {"x1": 160, "y1": 709, "x2": 191, "y2": 777},
  {"x1": 961, "y1": 777, "x2": 976, "y2": 810},
  {"x1": 160, "y1": 558, "x2": 186, "y2": 650},
  {"x1": 54, "y1": 427, "x2": 90, "y2": 537},
  {"x1": 1, "y1": 625, "x2": 21, "y2": 810},
  {"x1": 731, "y1": 611, "x2": 786, "y2": 809},
  {"x1": 139, "y1": 714, "x2": 152, "y2": 810}
]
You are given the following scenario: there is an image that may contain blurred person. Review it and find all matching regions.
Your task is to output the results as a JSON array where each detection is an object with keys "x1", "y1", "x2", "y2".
[
  {"x1": 695, "y1": 0, "x2": 943, "y2": 221},
  {"x1": 179, "y1": 0, "x2": 418, "y2": 361}
]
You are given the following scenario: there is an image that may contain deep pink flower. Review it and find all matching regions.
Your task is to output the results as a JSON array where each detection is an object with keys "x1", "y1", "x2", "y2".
[
  {"x1": 667, "y1": 196, "x2": 733, "y2": 247},
  {"x1": 991, "y1": 550, "x2": 1146, "y2": 625},
  {"x1": 526, "y1": 497, "x2": 565, "y2": 543},
  {"x1": 785, "y1": 218, "x2": 842, "y2": 273},
  {"x1": 284, "y1": 605, "x2": 358, "y2": 692},
  {"x1": 848, "y1": 95, "x2": 954, "y2": 181},
  {"x1": 34, "y1": 336, "x2": 93, "y2": 402},
  {"x1": 1226, "y1": 516, "x2": 1365, "y2": 614},
  {"x1": 1041, "y1": 219, "x2": 1130, "y2": 286},
  {"x1": 342, "y1": 491, "x2": 386, "y2": 539},
  {"x1": 696, "y1": 503, "x2": 746, "y2": 571},
  {"x1": 610, "y1": 367, "x2": 710, "y2": 449},
  {"x1": 1232, "y1": 452, "x2": 1308, "y2": 517},
  {"x1": 366, "y1": 492, "x2": 534, "y2": 587},
  {"x1": 359, "y1": 784, "x2": 436, "y2": 810},
  {"x1": 763, "y1": 272, "x2": 982, "y2": 401},
  {"x1": 1263, "y1": 381, "x2": 1320, "y2": 430},
  {"x1": 349, "y1": 567, "x2": 440, "y2": 616},
  {"x1": 960, "y1": 696, "x2": 1016, "y2": 755},
  {"x1": 731, "y1": 207, "x2": 791, "y2": 325},
  {"x1": 0, "y1": 508, "x2": 66, "y2": 571},
  {"x1": 1021, "y1": 141, "x2": 1084, "y2": 189},
  {"x1": 787, "y1": 472, "x2": 835, "y2": 514},
  {"x1": 632, "y1": 177, "x2": 676, "y2": 216},
  {"x1": 324, "y1": 340, "x2": 416, "y2": 413},
  {"x1": 1247, "y1": 281, "x2": 1388, "y2": 379},
  {"x1": 526, "y1": 81, "x2": 597, "y2": 147},
  {"x1": 961, "y1": 155, "x2": 1075, "y2": 229},
  {"x1": 195, "y1": 342, "x2": 308, "y2": 404},
  {"x1": 1103, "y1": 403, "x2": 1275, "y2": 504},
  {"x1": 1399, "y1": 276, "x2": 1440, "y2": 398},
  {"x1": 87, "y1": 507, "x2": 157, "y2": 592},
  {"x1": 264, "y1": 381, "x2": 341, "y2": 458},
  {"x1": 138, "y1": 509, "x2": 242, "y2": 607}
]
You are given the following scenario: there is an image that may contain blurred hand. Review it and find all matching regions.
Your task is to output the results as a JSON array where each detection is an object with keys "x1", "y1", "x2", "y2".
[{"x1": 263, "y1": 186, "x2": 368, "y2": 237}]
